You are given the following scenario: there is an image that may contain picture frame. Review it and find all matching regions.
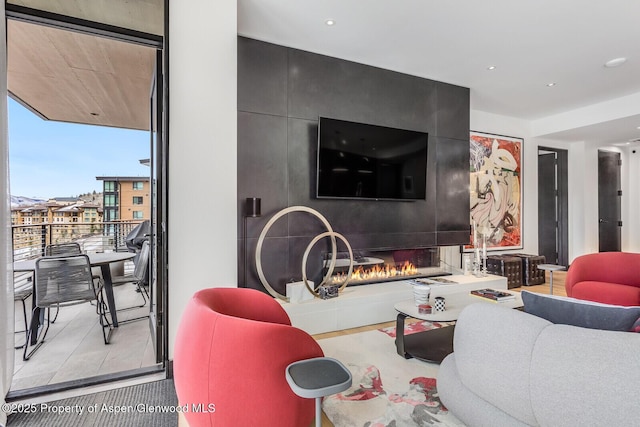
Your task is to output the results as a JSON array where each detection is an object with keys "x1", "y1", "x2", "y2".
[{"x1": 465, "y1": 131, "x2": 523, "y2": 252}]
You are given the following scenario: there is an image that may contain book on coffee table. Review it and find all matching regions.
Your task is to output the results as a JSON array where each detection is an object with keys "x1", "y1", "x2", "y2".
[
  {"x1": 412, "y1": 277, "x2": 458, "y2": 286},
  {"x1": 470, "y1": 288, "x2": 516, "y2": 302}
]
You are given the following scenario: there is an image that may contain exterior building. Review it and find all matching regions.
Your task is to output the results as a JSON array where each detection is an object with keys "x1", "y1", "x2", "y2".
[
  {"x1": 80, "y1": 203, "x2": 102, "y2": 223},
  {"x1": 12, "y1": 203, "x2": 57, "y2": 225},
  {"x1": 51, "y1": 203, "x2": 103, "y2": 224},
  {"x1": 11, "y1": 202, "x2": 103, "y2": 226},
  {"x1": 96, "y1": 176, "x2": 151, "y2": 222},
  {"x1": 11, "y1": 202, "x2": 105, "y2": 255}
]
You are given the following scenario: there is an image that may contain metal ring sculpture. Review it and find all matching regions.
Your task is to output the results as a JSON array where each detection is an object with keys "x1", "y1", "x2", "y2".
[
  {"x1": 301, "y1": 231, "x2": 354, "y2": 297},
  {"x1": 254, "y1": 206, "x2": 353, "y2": 300}
]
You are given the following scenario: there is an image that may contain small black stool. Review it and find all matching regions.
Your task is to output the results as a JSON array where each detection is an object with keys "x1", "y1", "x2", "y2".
[{"x1": 285, "y1": 357, "x2": 352, "y2": 427}]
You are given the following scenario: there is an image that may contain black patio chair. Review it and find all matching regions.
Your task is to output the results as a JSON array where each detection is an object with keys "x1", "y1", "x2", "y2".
[
  {"x1": 23, "y1": 254, "x2": 113, "y2": 361},
  {"x1": 44, "y1": 242, "x2": 83, "y2": 322},
  {"x1": 13, "y1": 272, "x2": 33, "y2": 349},
  {"x1": 45, "y1": 242, "x2": 82, "y2": 256},
  {"x1": 109, "y1": 240, "x2": 151, "y2": 324}
]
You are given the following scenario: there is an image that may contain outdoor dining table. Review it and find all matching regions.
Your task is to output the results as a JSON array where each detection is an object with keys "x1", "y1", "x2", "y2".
[{"x1": 14, "y1": 251, "x2": 136, "y2": 345}]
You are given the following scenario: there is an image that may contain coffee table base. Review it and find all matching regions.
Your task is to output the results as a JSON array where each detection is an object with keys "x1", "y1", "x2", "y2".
[{"x1": 395, "y1": 313, "x2": 455, "y2": 363}]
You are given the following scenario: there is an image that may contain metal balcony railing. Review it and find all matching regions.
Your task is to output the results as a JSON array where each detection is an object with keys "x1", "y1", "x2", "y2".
[{"x1": 11, "y1": 220, "x2": 144, "y2": 262}]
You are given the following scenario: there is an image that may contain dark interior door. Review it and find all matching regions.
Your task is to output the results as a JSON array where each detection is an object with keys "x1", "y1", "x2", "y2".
[
  {"x1": 538, "y1": 152, "x2": 558, "y2": 264},
  {"x1": 598, "y1": 150, "x2": 622, "y2": 252}
]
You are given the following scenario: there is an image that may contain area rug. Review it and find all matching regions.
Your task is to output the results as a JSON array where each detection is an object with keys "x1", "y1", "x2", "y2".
[
  {"x1": 378, "y1": 320, "x2": 455, "y2": 339},
  {"x1": 318, "y1": 323, "x2": 464, "y2": 427}
]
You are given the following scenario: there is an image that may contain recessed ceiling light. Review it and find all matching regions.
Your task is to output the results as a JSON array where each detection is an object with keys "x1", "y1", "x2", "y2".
[
  {"x1": 604, "y1": 57, "x2": 627, "y2": 68},
  {"x1": 546, "y1": 82, "x2": 556, "y2": 87},
  {"x1": 325, "y1": 19, "x2": 335, "y2": 26},
  {"x1": 636, "y1": 126, "x2": 640, "y2": 130},
  {"x1": 487, "y1": 65, "x2": 496, "y2": 70}
]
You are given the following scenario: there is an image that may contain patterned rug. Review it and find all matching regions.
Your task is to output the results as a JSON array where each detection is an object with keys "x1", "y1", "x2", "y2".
[
  {"x1": 318, "y1": 322, "x2": 464, "y2": 427},
  {"x1": 378, "y1": 320, "x2": 455, "y2": 339}
]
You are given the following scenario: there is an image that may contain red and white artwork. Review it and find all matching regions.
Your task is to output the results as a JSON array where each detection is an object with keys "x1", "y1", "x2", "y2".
[{"x1": 468, "y1": 131, "x2": 523, "y2": 251}]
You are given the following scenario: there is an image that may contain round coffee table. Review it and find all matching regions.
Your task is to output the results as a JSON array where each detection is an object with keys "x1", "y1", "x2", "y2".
[{"x1": 394, "y1": 291, "x2": 523, "y2": 363}]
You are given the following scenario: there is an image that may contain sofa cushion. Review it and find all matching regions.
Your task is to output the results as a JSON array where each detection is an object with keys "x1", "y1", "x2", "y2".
[
  {"x1": 522, "y1": 290, "x2": 640, "y2": 331},
  {"x1": 452, "y1": 303, "x2": 551, "y2": 426},
  {"x1": 530, "y1": 325, "x2": 640, "y2": 427}
]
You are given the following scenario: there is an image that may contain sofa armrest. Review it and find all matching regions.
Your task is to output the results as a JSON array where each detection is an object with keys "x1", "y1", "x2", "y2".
[
  {"x1": 452, "y1": 303, "x2": 552, "y2": 426},
  {"x1": 438, "y1": 354, "x2": 531, "y2": 427},
  {"x1": 566, "y1": 252, "x2": 640, "y2": 296}
]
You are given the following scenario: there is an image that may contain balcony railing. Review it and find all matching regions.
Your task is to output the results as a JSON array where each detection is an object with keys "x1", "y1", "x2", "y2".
[{"x1": 11, "y1": 220, "x2": 144, "y2": 262}]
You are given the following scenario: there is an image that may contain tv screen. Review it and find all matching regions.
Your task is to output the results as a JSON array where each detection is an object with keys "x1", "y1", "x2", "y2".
[{"x1": 316, "y1": 117, "x2": 428, "y2": 201}]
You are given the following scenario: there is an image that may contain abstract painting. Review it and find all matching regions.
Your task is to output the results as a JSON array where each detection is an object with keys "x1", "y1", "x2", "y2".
[{"x1": 468, "y1": 131, "x2": 523, "y2": 251}]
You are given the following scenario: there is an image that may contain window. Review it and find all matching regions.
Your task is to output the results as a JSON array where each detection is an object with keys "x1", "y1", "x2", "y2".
[
  {"x1": 133, "y1": 211, "x2": 143, "y2": 219},
  {"x1": 133, "y1": 181, "x2": 144, "y2": 190},
  {"x1": 104, "y1": 181, "x2": 116, "y2": 192},
  {"x1": 105, "y1": 209, "x2": 117, "y2": 221},
  {"x1": 104, "y1": 194, "x2": 117, "y2": 206},
  {"x1": 133, "y1": 196, "x2": 144, "y2": 205}
]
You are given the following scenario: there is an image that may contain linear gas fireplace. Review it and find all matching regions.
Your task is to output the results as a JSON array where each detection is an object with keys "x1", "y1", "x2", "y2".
[{"x1": 320, "y1": 247, "x2": 449, "y2": 287}]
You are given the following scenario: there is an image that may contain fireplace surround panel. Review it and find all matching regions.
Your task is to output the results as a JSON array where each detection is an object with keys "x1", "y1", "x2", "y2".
[{"x1": 237, "y1": 37, "x2": 470, "y2": 295}]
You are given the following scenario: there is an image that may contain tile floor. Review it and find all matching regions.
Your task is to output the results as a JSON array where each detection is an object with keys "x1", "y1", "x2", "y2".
[{"x1": 12, "y1": 278, "x2": 158, "y2": 392}]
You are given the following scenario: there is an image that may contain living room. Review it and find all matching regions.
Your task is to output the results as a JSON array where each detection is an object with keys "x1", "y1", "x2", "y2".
[{"x1": 3, "y1": 1, "x2": 640, "y2": 426}]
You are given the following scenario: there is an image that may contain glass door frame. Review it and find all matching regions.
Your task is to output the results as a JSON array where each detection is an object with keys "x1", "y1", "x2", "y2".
[{"x1": 5, "y1": 3, "x2": 169, "y2": 399}]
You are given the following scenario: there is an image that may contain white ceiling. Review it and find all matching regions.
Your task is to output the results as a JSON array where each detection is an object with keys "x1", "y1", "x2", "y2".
[{"x1": 238, "y1": 0, "x2": 640, "y2": 145}]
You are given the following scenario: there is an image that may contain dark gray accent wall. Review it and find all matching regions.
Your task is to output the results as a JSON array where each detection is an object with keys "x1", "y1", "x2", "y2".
[{"x1": 238, "y1": 37, "x2": 470, "y2": 294}]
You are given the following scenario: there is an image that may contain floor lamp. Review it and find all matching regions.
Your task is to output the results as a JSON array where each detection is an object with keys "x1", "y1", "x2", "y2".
[{"x1": 243, "y1": 197, "x2": 261, "y2": 287}]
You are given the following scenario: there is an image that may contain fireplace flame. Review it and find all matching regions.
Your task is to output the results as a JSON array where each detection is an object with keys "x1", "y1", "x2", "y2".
[{"x1": 330, "y1": 260, "x2": 418, "y2": 284}]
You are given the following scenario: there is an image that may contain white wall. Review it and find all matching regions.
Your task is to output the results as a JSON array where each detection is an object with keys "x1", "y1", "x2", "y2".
[
  {"x1": 473, "y1": 109, "x2": 640, "y2": 263},
  {"x1": 168, "y1": 0, "x2": 237, "y2": 359}
]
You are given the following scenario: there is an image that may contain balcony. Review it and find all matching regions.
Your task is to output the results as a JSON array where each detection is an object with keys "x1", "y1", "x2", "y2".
[
  {"x1": 12, "y1": 220, "x2": 145, "y2": 262},
  {"x1": 11, "y1": 220, "x2": 159, "y2": 392}
]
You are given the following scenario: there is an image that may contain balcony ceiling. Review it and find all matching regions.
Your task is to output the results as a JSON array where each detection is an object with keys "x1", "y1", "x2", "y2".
[
  {"x1": 6, "y1": 0, "x2": 162, "y2": 131},
  {"x1": 238, "y1": 0, "x2": 640, "y2": 145}
]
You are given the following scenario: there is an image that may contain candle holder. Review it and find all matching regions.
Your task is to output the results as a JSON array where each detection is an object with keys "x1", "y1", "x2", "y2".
[
  {"x1": 473, "y1": 247, "x2": 482, "y2": 277},
  {"x1": 481, "y1": 253, "x2": 488, "y2": 277}
]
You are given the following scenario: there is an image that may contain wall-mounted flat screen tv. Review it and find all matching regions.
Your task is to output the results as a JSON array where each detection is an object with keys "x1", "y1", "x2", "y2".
[{"x1": 316, "y1": 117, "x2": 428, "y2": 201}]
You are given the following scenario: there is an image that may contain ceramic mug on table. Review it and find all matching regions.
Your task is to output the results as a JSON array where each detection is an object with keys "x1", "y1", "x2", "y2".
[{"x1": 434, "y1": 296, "x2": 446, "y2": 312}]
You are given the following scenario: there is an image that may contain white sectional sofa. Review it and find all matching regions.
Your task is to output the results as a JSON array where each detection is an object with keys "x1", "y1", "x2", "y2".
[{"x1": 437, "y1": 303, "x2": 640, "y2": 427}]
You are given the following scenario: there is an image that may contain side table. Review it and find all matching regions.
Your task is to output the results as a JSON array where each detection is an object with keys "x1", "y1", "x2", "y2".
[
  {"x1": 537, "y1": 264, "x2": 566, "y2": 295},
  {"x1": 286, "y1": 357, "x2": 352, "y2": 427}
]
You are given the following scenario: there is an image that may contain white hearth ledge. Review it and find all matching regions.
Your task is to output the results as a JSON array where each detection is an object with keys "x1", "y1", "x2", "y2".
[{"x1": 278, "y1": 274, "x2": 507, "y2": 335}]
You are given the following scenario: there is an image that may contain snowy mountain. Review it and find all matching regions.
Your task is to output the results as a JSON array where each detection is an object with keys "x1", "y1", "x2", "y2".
[{"x1": 11, "y1": 195, "x2": 46, "y2": 207}]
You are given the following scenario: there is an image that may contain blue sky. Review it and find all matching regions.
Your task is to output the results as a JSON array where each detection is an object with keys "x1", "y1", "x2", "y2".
[{"x1": 8, "y1": 97, "x2": 150, "y2": 199}]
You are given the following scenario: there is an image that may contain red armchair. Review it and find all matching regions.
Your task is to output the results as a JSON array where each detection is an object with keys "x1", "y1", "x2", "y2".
[
  {"x1": 565, "y1": 252, "x2": 640, "y2": 306},
  {"x1": 173, "y1": 287, "x2": 324, "y2": 427}
]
